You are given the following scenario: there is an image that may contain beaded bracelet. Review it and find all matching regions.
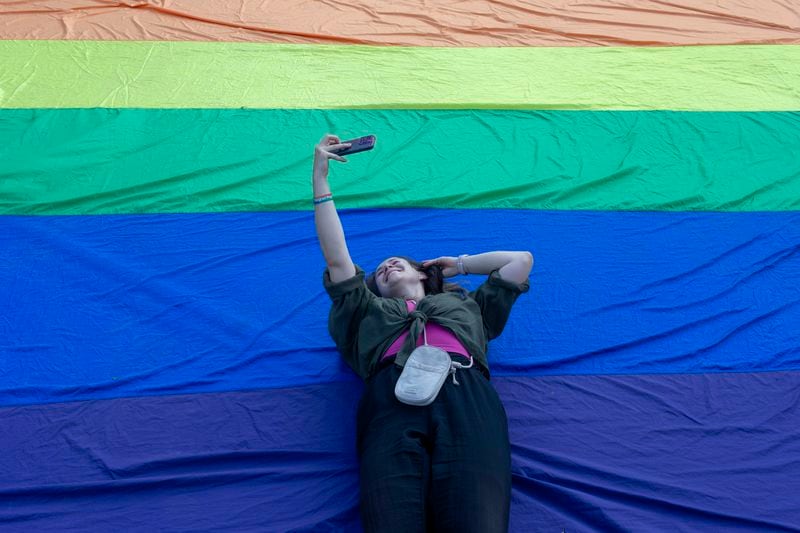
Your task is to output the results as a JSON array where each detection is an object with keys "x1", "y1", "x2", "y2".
[{"x1": 313, "y1": 193, "x2": 333, "y2": 205}]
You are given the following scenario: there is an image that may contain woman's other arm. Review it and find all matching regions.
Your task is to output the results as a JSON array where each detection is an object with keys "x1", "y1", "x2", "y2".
[
  {"x1": 313, "y1": 134, "x2": 356, "y2": 283},
  {"x1": 423, "y1": 251, "x2": 533, "y2": 284}
]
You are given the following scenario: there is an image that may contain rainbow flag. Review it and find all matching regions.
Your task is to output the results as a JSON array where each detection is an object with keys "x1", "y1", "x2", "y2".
[{"x1": 2, "y1": 2, "x2": 799, "y2": 530}]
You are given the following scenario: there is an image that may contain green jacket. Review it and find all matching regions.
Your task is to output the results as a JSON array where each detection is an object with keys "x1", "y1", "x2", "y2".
[{"x1": 323, "y1": 266, "x2": 529, "y2": 380}]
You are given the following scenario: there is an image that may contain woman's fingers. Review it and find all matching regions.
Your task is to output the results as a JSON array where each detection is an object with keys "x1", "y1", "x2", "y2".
[
  {"x1": 424, "y1": 257, "x2": 462, "y2": 278},
  {"x1": 424, "y1": 256, "x2": 455, "y2": 265},
  {"x1": 321, "y1": 133, "x2": 340, "y2": 144},
  {"x1": 318, "y1": 141, "x2": 350, "y2": 154},
  {"x1": 316, "y1": 134, "x2": 341, "y2": 151},
  {"x1": 315, "y1": 139, "x2": 351, "y2": 163},
  {"x1": 325, "y1": 143, "x2": 350, "y2": 162}
]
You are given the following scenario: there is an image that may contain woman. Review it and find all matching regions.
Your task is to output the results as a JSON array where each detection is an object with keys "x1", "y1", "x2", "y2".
[{"x1": 313, "y1": 134, "x2": 532, "y2": 532}]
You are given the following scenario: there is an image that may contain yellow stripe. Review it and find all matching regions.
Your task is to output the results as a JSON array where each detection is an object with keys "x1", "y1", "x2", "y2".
[{"x1": 1, "y1": 41, "x2": 799, "y2": 110}]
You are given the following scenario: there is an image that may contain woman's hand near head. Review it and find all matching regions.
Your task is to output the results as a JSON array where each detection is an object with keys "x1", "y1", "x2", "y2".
[
  {"x1": 422, "y1": 257, "x2": 459, "y2": 278},
  {"x1": 424, "y1": 252, "x2": 533, "y2": 284}
]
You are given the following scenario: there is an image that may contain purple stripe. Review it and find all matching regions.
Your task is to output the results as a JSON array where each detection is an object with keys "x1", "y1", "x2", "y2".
[
  {"x1": 2, "y1": 373, "x2": 799, "y2": 531},
  {"x1": 498, "y1": 373, "x2": 800, "y2": 532},
  {"x1": 0, "y1": 383, "x2": 362, "y2": 532}
]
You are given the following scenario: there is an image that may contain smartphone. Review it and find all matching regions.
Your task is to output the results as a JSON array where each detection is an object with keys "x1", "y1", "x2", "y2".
[{"x1": 332, "y1": 135, "x2": 376, "y2": 156}]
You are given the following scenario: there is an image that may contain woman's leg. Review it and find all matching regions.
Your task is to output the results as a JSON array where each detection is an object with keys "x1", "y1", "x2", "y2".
[
  {"x1": 357, "y1": 365, "x2": 431, "y2": 533},
  {"x1": 428, "y1": 368, "x2": 511, "y2": 533}
]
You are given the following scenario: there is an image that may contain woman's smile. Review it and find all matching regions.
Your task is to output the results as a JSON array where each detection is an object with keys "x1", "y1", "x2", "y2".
[
  {"x1": 378, "y1": 259, "x2": 405, "y2": 283},
  {"x1": 384, "y1": 267, "x2": 402, "y2": 282}
]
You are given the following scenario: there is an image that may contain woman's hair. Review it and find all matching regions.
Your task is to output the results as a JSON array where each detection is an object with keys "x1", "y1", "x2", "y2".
[{"x1": 366, "y1": 256, "x2": 465, "y2": 298}]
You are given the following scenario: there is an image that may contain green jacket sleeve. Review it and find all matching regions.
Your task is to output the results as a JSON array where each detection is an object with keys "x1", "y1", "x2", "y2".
[
  {"x1": 469, "y1": 270, "x2": 530, "y2": 340},
  {"x1": 322, "y1": 265, "x2": 376, "y2": 375}
]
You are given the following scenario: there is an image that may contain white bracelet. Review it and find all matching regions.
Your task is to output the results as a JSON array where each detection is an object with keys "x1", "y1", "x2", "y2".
[{"x1": 457, "y1": 254, "x2": 469, "y2": 275}]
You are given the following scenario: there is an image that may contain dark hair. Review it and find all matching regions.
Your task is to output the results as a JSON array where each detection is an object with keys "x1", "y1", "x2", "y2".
[{"x1": 366, "y1": 256, "x2": 465, "y2": 298}]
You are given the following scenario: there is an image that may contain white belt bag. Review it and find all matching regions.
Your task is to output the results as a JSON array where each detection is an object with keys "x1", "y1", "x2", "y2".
[{"x1": 394, "y1": 325, "x2": 473, "y2": 406}]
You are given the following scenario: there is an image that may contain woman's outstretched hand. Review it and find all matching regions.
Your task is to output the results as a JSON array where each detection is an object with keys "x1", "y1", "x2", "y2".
[
  {"x1": 422, "y1": 256, "x2": 459, "y2": 278},
  {"x1": 313, "y1": 134, "x2": 351, "y2": 179}
]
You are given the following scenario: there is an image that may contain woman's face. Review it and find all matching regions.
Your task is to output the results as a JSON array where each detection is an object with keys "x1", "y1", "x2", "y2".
[{"x1": 374, "y1": 257, "x2": 425, "y2": 297}]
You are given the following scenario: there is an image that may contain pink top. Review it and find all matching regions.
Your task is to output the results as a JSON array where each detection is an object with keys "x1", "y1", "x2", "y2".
[{"x1": 381, "y1": 300, "x2": 471, "y2": 361}]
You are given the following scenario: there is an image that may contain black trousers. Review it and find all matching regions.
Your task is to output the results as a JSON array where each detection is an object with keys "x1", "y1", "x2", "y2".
[{"x1": 356, "y1": 358, "x2": 511, "y2": 533}]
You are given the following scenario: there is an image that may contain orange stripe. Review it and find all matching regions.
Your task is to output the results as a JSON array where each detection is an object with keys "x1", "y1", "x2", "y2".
[{"x1": 1, "y1": 0, "x2": 799, "y2": 46}]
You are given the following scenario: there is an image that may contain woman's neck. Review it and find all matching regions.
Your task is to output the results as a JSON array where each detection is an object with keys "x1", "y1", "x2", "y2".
[{"x1": 397, "y1": 285, "x2": 425, "y2": 302}]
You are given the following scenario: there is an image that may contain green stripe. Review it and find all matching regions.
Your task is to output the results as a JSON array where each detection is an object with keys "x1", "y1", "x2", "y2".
[
  {"x1": 1, "y1": 41, "x2": 799, "y2": 110},
  {"x1": 2, "y1": 109, "x2": 799, "y2": 214}
]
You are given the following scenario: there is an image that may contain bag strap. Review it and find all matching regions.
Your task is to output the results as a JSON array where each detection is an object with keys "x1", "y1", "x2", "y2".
[{"x1": 449, "y1": 357, "x2": 473, "y2": 385}]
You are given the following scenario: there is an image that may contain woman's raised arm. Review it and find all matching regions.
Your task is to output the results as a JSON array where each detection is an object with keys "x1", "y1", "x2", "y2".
[{"x1": 313, "y1": 134, "x2": 356, "y2": 283}]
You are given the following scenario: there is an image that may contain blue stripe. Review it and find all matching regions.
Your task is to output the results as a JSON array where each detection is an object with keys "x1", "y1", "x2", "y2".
[
  {"x1": 1, "y1": 373, "x2": 798, "y2": 531},
  {"x1": 1, "y1": 209, "x2": 799, "y2": 406}
]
